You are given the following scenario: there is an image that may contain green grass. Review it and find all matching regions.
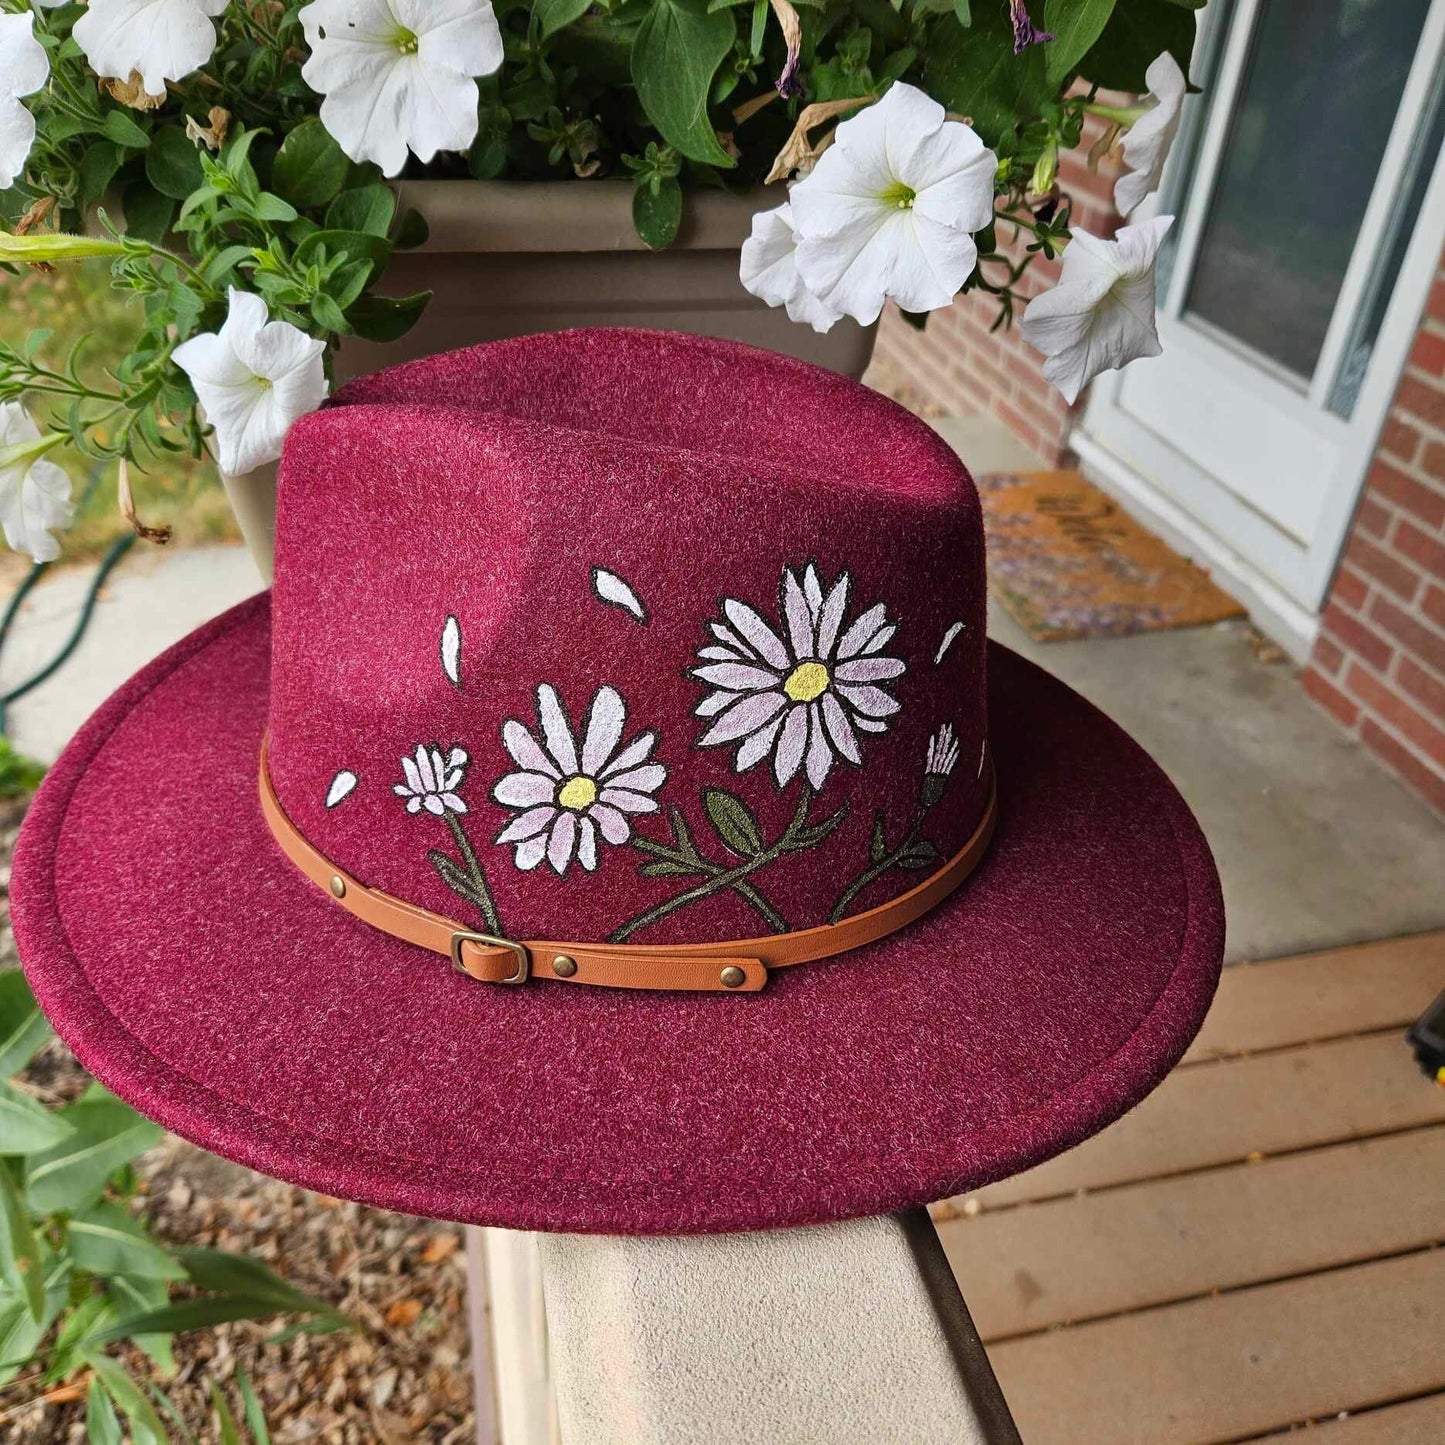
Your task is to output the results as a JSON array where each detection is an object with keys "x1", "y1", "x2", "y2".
[{"x1": 1, "y1": 261, "x2": 239, "y2": 566}]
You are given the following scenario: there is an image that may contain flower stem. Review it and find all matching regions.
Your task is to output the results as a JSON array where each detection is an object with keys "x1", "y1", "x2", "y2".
[
  {"x1": 828, "y1": 805, "x2": 929, "y2": 924},
  {"x1": 442, "y1": 812, "x2": 502, "y2": 936},
  {"x1": 630, "y1": 836, "x2": 789, "y2": 933},
  {"x1": 609, "y1": 786, "x2": 818, "y2": 944}
]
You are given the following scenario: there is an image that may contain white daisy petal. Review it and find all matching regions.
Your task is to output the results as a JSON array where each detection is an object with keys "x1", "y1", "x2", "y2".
[
  {"x1": 815, "y1": 573, "x2": 851, "y2": 659},
  {"x1": 441, "y1": 615, "x2": 461, "y2": 686},
  {"x1": 773, "y1": 705, "x2": 809, "y2": 787},
  {"x1": 547, "y1": 812, "x2": 578, "y2": 874},
  {"x1": 693, "y1": 662, "x2": 783, "y2": 693},
  {"x1": 802, "y1": 563, "x2": 824, "y2": 615},
  {"x1": 696, "y1": 690, "x2": 740, "y2": 719},
  {"x1": 576, "y1": 817, "x2": 598, "y2": 872},
  {"x1": 513, "y1": 834, "x2": 548, "y2": 870},
  {"x1": 837, "y1": 683, "x2": 902, "y2": 718},
  {"x1": 581, "y1": 685, "x2": 626, "y2": 775},
  {"x1": 590, "y1": 803, "x2": 632, "y2": 846},
  {"x1": 603, "y1": 763, "x2": 667, "y2": 795},
  {"x1": 735, "y1": 715, "x2": 784, "y2": 772},
  {"x1": 536, "y1": 684, "x2": 579, "y2": 775},
  {"x1": 414, "y1": 744, "x2": 437, "y2": 792},
  {"x1": 862, "y1": 624, "x2": 898, "y2": 655},
  {"x1": 495, "y1": 805, "x2": 556, "y2": 844},
  {"x1": 782, "y1": 568, "x2": 815, "y2": 658},
  {"x1": 723, "y1": 599, "x2": 790, "y2": 669},
  {"x1": 699, "y1": 691, "x2": 788, "y2": 748},
  {"x1": 598, "y1": 787, "x2": 661, "y2": 815},
  {"x1": 491, "y1": 771, "x2": 556, "y2": 808},
  {"x1": 503, "y1": 719, "x2": 560, "y2": 779},
  {"x1": 836, "y1": 603, "x2": 889, "y2": 659},
  {"x1": 805, "y1": 707, "x2": 834, "y2": 789},
  {"x1": 423, "y1": 795, "x2": 445, "y2": 816},
  {"x1": 401, "y1": 754, "x2": 423, "y2": 793},
  {"x1": 821, "y1": 692, "x2": 861, "y2": 765},
  {"x1": 835, "y1": 656, "x2": 906, "y2": 683},
  {"x1": 935, "y1": 621, "x2": 964, "y2": 663},
  {"x1": 591, "y1": 565, "x2": 648, "y2": 622},
  {"x1": 440, "y1": 793, "x2": 467, "y2": 813},
  {"x1": 326, "y1": 770, "x2": 358, "y2": 808},
  {"x1": 601, "y1": 732, "x2": 657, "y2": 777}
]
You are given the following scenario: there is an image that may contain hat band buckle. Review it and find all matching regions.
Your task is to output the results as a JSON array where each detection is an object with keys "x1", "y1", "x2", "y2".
[{"x1": 450, "y1": 931, "x2": 530, "y2": 984}]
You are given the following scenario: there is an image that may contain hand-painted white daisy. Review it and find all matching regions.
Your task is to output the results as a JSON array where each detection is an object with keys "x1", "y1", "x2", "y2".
[
  {"x1": 394, "y1": 743, "x2": 469, "y2": 816},
  {"x1": 492, "y1": 684, "x2": 666, "y2": 875},
  {"x1": 692, "y1": 564, "x2": 904, "y2": 790}
]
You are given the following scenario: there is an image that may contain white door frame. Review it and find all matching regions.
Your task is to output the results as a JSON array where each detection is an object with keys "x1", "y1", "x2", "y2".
[{"x1": 1074, "y1": 0, "x2": 1445, "y2": 660}]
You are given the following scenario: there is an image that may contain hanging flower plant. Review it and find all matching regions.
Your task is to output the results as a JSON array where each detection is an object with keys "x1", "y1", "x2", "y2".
[{"x1": 0, "y1": 0, "x2": 1200, "y2": 562}]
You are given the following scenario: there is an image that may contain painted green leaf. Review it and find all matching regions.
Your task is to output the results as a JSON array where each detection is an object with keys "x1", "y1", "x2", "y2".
[
  {"x1": 631, "y1": 0, "x2": 737, "y2": 168},
  {"x1": 24, "y1": 1098, "x2": 164, "y2": 1215},
  {"x1": 535, "y1": 0, "x2": 592, "y2": 39},
  {"x1": 1078, "y1": 0, "x2": 1196, "y2": 92},
  {"x1": 632, "y1": 177, "x2": 683, "y2": 250},
  {"x1": 1044, "y1": 0, "x2": 1116, "y2": 85},
  {"x1": 145, "y1": 126, "x2": 204, "y2": 200},
  {"x1": 272, "y1": 120, "x2": 351, "y2": 210},
  {"x1": 0, "y1": 971, "x2": 51, "y2": 1079},
  {"x1": 925, "y1": 5, "x2": 1052, "y2": 149},
  {"x1": 703, "y1": 788, "x2": 764, "y2": 858},
  {"x1": 869, "y1": 813, "x2": 888, "y2": 864},
  {"x1": 0, "y1": 1081, "x2": 76, "y2": 1155},
  {"x1": 69, "y1": 1203, "x2": 187, "y2": 1283},
  {"x1": 898, "y1": 838, "x2": 940, "y2": 870}
]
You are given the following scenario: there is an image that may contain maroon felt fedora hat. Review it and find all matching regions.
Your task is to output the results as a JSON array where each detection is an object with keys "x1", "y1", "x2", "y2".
[{"x1": 11, "y1": 328, "x2": 1222, "y2": 1235}]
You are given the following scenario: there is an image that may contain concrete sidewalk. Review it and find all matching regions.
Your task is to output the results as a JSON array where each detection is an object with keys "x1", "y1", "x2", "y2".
[{"x1": 3, "y1": 519, "x2": 1442, "y2": 964}]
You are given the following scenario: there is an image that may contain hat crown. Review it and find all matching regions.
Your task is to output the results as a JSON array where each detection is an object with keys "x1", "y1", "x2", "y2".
[{"x1": 267, "y1": 330, "x2": 989, "y2": 948}]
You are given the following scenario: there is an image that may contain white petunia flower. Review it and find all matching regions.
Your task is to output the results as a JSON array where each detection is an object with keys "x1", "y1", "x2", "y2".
[
  {"x1": 299, "y1": 0, "x2": 504, "y2": 178},
  {"x1": 1018, "y1": 216, "x2": 1174, "y2": 405},
  {"x1": 0, "y1": 403, "x2": 74, "y2": 564},
  {"x1": 172, "y1": 289, "x2": 328, "y2": 477},
  {"x1": 1114, "y1": 52, "x2": 1187, "y2": 217},
  {"x1": 739, "y1": 202, "x2": 843, "y2": 335},
  {"x1": 0, "y1": 12, "x2": 48, "y2": 190},
  {"x1": 492, "y1": 685, "x2": 666, "y2": 876},
  {"x1": 788, "y1": 83, "x2": 996, "y2": 326},
  {"x1": 394, "y1": 743, "x2": 469, "y2": 816},
  {"x1": 693, "y1": 564, "x2": 904, "y2": 791},
  {"x1": 73, "y1": 0, "x2": 228, "y2": 95}
]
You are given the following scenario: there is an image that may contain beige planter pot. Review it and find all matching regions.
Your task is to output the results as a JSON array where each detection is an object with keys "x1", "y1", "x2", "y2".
[{"x1": 222, "y1": 180, "x2": 876, "y2": 579}]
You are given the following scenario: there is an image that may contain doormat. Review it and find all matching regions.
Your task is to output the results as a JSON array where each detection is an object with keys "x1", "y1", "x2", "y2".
[{"x1": 977, "y1": 470, "x2": 1245, "y2": 642}]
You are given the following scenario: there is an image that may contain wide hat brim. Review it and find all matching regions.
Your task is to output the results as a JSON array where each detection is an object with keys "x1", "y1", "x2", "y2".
[{"x1": 13, "y1": 595, "x2": 1222, "y2": 1235}]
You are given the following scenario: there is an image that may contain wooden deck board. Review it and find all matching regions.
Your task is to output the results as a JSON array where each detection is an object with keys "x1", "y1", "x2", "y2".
[
  {"x1": 944, "y1": 1031, "x2": 1445, "y2": 1211},
  {"x1": 1182, "y1": 931, "x2": 1445, "y2": 1064},
  {"x1": 988, "y1": 1249, "x2": 1445, "y2": 1445},
  {"x1": 940, "y1": 1126, "x2": 1445, "y2": 1340},
  {"x1": 1252, "y1": 1392, "x2": 1445, "y2": 1442}
]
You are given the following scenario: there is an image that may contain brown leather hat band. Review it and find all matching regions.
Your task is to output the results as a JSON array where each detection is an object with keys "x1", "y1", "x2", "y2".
[{"x1": 259, "y1": 738, "x2": 997, "y2": 993}]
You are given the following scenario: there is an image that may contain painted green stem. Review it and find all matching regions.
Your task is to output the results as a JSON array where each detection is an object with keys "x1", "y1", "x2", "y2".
[
  {"x1": 829, "y1": 807, "x2": 929, "y2": 925},
  {"x1": 442, "y1": 811, "x2": 502, "y2": 936},
  {"x1": 630, "y1": 835, "x2": 789, "y2": 933},
  {"x1": 610, "y1": 786, "x2": 825, "y2": 944}
]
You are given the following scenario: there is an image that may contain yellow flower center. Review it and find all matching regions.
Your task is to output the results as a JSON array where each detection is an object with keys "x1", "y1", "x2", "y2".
[
  {"x1": 394, "y1": 25, "x2": 419, "y2": 54},
  {"x1": 557, "y1": 775, "x2": 598, "y2": 811},
  {"x1": 784, "y1": 661, "x2": 830, "y2": 702}
]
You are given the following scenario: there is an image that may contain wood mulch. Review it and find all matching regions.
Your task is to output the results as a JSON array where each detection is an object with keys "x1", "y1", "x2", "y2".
[{"x1": 0, "y1": 799, "x2": 478, "y2": 1444}]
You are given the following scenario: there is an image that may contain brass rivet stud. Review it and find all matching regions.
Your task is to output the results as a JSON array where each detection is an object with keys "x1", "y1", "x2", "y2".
[
  {"x1": 719, "y1": 966, "x2": 747, "y2": 989},
  {"x1": 329, "y1": 875, "x2": 347, "y2": 899},
  {"x1": 552, "y1": 955, "x2": 578, "y2": 978}
]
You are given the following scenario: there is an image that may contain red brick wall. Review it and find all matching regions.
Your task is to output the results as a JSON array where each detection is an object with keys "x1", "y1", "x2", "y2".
[
  {"x1": 872, "y1": 118, "x2": 1125, "y2": 463},
  {"x1": 1303, "y1": 251, "x2": 1445, "y2": 814}
]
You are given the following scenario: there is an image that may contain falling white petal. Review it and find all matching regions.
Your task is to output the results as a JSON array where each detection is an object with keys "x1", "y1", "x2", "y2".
[
  {"x1": 935, "y1": 621, "x2": 964, "y2": 664},
  {"x1": 326, "y1": 770, "x2": 358, "y2": 808},
  {"x1": 591, "y1": 566, "x2": 649, "y2": 624},
  {"x1": 441, "y1": 615, "x2": 462, "y2": 686}
]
